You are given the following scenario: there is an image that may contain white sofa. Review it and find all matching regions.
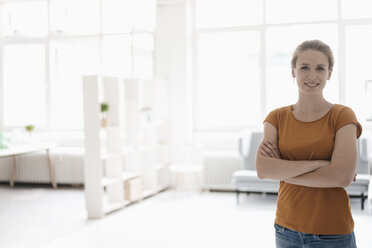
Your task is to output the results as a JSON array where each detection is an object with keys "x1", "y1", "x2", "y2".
[
  {"x1": 233, "y1": 130, "x2": 371, "y2": 210},
  {"x1": 232, "y1": 130, "x2": 279, "y2": 203}
]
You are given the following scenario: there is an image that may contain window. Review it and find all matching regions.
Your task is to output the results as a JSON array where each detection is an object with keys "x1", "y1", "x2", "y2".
[
  {"x1": 196, "y1": 0, "x2": 263, "y2": 28},
  {"x1": 341, "y1": 0, "x2": 372, "y2": 19},
  {"x1": 0, "y1": 1, "x2": 47, "y2": 38},
  {"x1": 194, "y1": 0, "x2": 372, "y2": 131},
  {"x1": 265, "y1": 0, "x2": 337, "y2": 24},
  {"x1": 50, "y1": 38, "x2": 101, "y2": 129},
  {"x1": 345, "y1": 25, "x2": 372, "y2": 121},
  {"x1": 196, "y1": 31, "x2": 260, "y2": 129},
  {"x1": 133, "y1": 33, "x2": 154, "y2": 79},
  {"x1": 102, "y1": 0, "x2": 155, "y2": 33},
  {"x1": 0, "y1": 0, "x2": 156, "y2": 130},
  {"x1": 3, "y1": 45, "x2": 46, "y2": 126},
  {"x1": 50, "y1": 0, "x2": 100, "y2": 35},
  {"x1": 102, "y1": 35, "x2": 132, "y2": 78}
]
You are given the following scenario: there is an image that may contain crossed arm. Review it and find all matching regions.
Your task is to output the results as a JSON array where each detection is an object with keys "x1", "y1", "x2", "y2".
[{"x1": 255, "y1": 122, "x2": 358, "y2": 188}]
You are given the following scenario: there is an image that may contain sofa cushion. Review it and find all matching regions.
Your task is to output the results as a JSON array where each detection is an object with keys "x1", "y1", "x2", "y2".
[
  {"x1": 232, "y1": 169, "x2": 280, "y2": 193},
  {"x1": 346, "y1": 174, "x2": 370, "y2": 195}
]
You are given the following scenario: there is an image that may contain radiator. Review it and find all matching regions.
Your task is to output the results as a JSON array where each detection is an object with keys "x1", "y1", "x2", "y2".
[
  {"x1": 0, "y1": 148, "x2": 243, "y2": 189},
  {"x1": 202, "y1": 151, "x2": 243, "y2": 190},
  {"x1": 0, "y1": 147, "x2": 84, "y2": 185}
]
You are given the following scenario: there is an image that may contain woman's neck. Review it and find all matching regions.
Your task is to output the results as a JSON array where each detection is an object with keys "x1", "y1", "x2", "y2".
[{"x1": 293, "y1": 94, "x2": 333, "y2": 113}]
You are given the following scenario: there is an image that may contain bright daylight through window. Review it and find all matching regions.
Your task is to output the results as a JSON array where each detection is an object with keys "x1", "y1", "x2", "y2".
[
  {"x1": 194, "y1": 0, "x2": 372, "y2": 132},
  {"x1": 0, "y1": 0, "x2": 372, "y2": 131},
  {"x1": 0, "y1": 0, "x2": 155, "y2": 130}
]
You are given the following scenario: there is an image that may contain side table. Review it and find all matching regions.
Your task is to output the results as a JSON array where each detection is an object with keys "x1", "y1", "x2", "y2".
[{"x1": 168, "y1": 164, "x2": 203, "y2": 193}]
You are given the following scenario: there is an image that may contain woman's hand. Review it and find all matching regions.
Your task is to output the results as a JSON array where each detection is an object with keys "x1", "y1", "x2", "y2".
[{"x1": 259, "y1": 140, "x2": 282, "y2": 159}]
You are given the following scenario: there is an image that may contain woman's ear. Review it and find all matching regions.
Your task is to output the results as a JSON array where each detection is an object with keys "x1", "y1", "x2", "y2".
[
  {"x1": 327, "y1": 69, "x2": 332, "y2": 80},
  {"x1": 292, "y1": 68, "x2": 296, "y2": 78}
]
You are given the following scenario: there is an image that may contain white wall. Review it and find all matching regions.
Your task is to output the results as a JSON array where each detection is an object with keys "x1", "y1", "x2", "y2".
[
  {"x1": 154, "y1": 1, "x2": 246, "y2": 156},
  {"x1": 155, "y1": 1, "x2": 194, "y2": 163}
]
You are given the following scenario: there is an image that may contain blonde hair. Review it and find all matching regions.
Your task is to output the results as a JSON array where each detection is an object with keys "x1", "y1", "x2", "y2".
[{"x1": 291, "y1": 40, "x2": 334, "y2": 70}]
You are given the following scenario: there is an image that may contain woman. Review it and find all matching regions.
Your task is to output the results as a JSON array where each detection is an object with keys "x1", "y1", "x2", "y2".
[{"x1": 256, "y1": 40, "x2": 362, "y2": 248}]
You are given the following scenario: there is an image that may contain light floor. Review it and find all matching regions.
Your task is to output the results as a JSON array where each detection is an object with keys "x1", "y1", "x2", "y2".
[{"x1": 1, "y1": 185, "x2": 372, "y2": 248}]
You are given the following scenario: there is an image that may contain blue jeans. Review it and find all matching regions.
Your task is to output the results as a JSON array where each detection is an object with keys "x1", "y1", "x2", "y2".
[{"x1": 274, "y1": 224, "x2": 357, "y2": 248}]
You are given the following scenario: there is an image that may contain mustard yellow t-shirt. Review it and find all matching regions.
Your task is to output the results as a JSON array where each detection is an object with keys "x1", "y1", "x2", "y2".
[{"x1": 264, "y1": 104, "x2": 362, "y2": 235}]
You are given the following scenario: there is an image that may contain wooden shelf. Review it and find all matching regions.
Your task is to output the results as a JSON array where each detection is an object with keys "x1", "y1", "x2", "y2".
[
  {"x1": 121, "y1": 144, "x2": 164, "y2": 155},
  {"x1": 143, "y1": 186, "x2": 167, "y2": 199},
  {"x1": 100, "y1": 152, "x2": 119, "y2": 160},
  {"x1": 83, "y1": 76, "x2": 170, "y2": 219},
  {"x1": 101, "y1": 172, "x2": 140, "y2": 187},
  {"x1": 121, "y1": 172, "x2": 140, "y2": 181},
  {"x1": 140, "y1": 120, "x2": 167, "y2": 128},
  {"x1": 101, "y1": 177, "x2": 122, "y2": 187},
  {"x1": 103, "y1": 198, "x2": 130, "y2": 214}
]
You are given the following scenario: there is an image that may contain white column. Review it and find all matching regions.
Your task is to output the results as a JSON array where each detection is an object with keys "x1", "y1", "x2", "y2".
[{"x1": 155, "y1": 1, "x2": 193, "y2": 163}]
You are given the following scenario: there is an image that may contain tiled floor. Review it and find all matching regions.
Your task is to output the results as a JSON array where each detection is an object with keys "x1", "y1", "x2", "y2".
[{"x1": 0, "y1": 185, "x2": 371, "y2": 248}]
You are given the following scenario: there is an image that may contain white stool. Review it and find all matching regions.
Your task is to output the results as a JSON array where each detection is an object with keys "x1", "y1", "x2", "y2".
[{"x1": 169, "y1": 164, "x2": 203, "y2": 193}]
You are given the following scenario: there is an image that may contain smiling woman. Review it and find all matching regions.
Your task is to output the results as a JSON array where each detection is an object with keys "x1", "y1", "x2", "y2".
[
  {"x1": 256, "y1": 40, "x2": 362, "y2": 248},
  {"x1": 293, "y1": 50, "x2": 331, "y2": 95}
]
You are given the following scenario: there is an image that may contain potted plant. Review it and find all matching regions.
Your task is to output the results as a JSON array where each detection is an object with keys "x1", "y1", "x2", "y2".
[
  {"x1": 25, "y1": 124, "x2": 35, "y2": 141},
  {"x1": 0, "y1": 132, "x2": 8, "y2": 149},
  {"x1": 100, "y1": 102, "x2": 109, "y2": 127},
  {"x1": 25, "y1": 124, "x2": 35, "y2": 135}
]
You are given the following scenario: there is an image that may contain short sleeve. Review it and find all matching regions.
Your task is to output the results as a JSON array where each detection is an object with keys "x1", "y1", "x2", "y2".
[
  {"x1": 335, "y1": 107, "x2": 362, "y2": 138},
  {"x1": 263, "y1": 108, "x2": 280, "y2": 129}
]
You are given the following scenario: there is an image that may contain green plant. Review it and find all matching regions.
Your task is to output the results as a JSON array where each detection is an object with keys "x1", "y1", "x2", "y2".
[
  {"x1": 25, "y1": 125, "x2": 35, "y2": 133},
  {"x1": 0, "y1": 132, "x2": 8, "y2": 149},
  {"x1": 100, "y1": 102, "x2": 109, "y2": 113},
  {"x1": 100, "y1": 102, "x2": 110, "y2": 127}
]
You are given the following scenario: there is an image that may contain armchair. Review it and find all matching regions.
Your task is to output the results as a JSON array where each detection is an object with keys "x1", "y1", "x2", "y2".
[
  {"x1": 232, "y1": 130, "x2": 279, "y2": 203},
  {"x1": 346, "y1": 137, "x2": 371, "y2": 210}
]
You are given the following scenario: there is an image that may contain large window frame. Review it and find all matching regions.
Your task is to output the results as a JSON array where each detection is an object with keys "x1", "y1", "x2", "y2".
[
  {"x1": 192, "y1": 0, "x2": 372, "y2": 133},
  {"x1": 0, "y1": 0, "x2": 155, "y2": 132}
]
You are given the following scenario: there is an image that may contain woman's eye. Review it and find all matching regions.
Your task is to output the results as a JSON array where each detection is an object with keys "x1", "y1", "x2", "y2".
[
  {"x1": 316, "y1": 67, "x2": 325, "y2": 71},
  {"x1": 300, "y1": 66, "x2": 309, "y2": 70}
]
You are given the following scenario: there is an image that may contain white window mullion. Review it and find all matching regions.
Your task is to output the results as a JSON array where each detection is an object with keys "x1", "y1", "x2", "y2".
[
  {"x1": 191, "y1": 0, "x2": 197, "y2": 133},
  {"x1": 45, "y1": 0, "x2": 51, "y2": 129},
  {"x1": 193, "y1": 29, "x2": 200, "y2": 131},
  {"x1": 260, "y1": 0, "x2": 267, "y2": 121},
  {"x1": 0, "y1": 5, "x2": 3, "y2": 130},
  {"x1": 338, "y1": 0, "x2": 346, "y2": 104},
  {"x1": 0, "y1": 44, "x2": 4, "y2": 131},
  {"x1": 99, "y1": 0, "x2": 103, "y2": 76},
  {"x1": 45, "y1": 40, "x2": 51, "y2": 129}
]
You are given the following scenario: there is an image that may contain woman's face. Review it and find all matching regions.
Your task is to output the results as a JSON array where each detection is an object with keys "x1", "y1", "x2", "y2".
[{"x1": 292, "y1": 49, "x2": 332, "y2": 95}]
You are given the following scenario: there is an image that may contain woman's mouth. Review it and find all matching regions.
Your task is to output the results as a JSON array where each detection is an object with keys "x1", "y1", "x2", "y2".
[{"x1": 304, "y1": 82, "x2": 320, "y2": 87}]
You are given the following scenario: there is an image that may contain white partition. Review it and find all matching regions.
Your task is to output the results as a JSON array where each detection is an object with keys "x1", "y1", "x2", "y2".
[
  {"x1": 83, "y1": 76, "x2": 171, "y2": 219},
  {"x1": 83, "y1": 76, "x2": 126, "y2": 219}
]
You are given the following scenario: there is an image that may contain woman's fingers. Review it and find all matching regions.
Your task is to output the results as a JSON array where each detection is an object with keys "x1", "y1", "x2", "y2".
[
  {"x1": 264, "y1": 142, "x2": 280, "y2": 158},
  {"x1": 260, "y1": 148, "x2": 270, "y2": 157},
  {"x1": 267, "y1": 143, "x2": 280, "y2": 158},
  {"x1": 262, "y1": 143, "x2": 276, "y2": 157},
  {"x1": 268, "y1": 141, "x2": 282, "y2": 159},
  {"x1": 260, "y1": 143, "x2": 273, "y2": 157},
  {"x1": 259, "y1": 144, "x2": 271, "y2": 157},
  {"x1": 260, "y1": 142, "x2": 279, "y2": 158}
]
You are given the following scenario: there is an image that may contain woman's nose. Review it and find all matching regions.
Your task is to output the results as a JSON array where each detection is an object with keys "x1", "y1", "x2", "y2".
[{"x1": 308, "y1": 70, "x2": 317, "y2": 80}]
